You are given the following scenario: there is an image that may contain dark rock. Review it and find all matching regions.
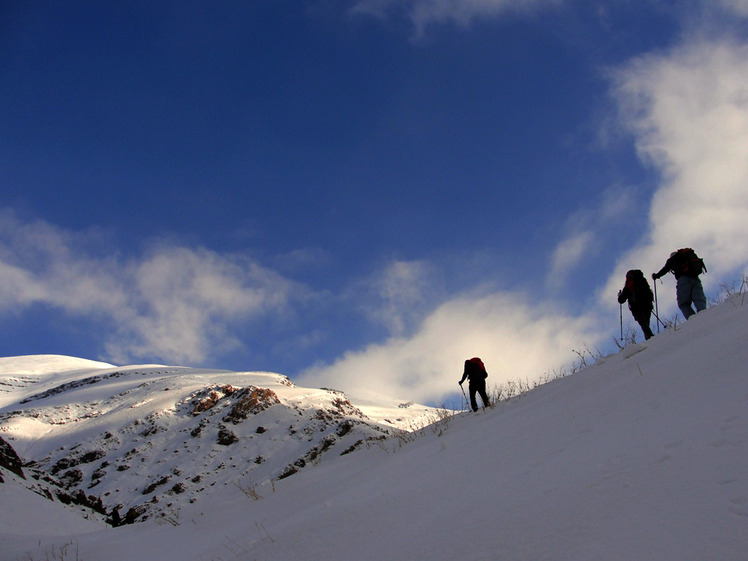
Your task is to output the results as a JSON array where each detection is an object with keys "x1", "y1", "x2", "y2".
[
  {"x1": 223, "y1": 388, "x2": 280, "y2": 424},
  {"x1": 0, "y1": 436, "x2": 25, "y2": 480},
  {"x1": 51, "y1": 457, "x2": 75, "y2": 475},
  {"x1": 169, "y1": 482, "x2": 187, "y2": 494},
  {"x1": 79, "y1": 450, "x2": 105, "y2": 464},
  {"x1": 59, "y1": 468, "x2": 84, "y2": 488},
  {"x1": 124, "y1": 504, "x2": 147, "y2": 524},
  {"x1": 142, "y1": 475, "x2": 170, "y2": 495},
  {"x1": 336, "y1": 420, "x2": 354, "y2": 437},
  {"x1": 217, "y1": 425, "x2": 238, "y2": 446},
  {"x1": 276, "y1": 465, "x2": 298, "y2": 480}
]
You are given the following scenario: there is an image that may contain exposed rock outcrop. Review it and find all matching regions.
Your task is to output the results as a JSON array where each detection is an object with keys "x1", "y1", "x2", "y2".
[{"x1": 0, "y1": 436, "x2": 25, "y2": 481}]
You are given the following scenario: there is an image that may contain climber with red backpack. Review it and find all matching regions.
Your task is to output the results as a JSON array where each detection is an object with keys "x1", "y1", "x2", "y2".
[
  {"x1": 618, "y1": 269, "x2": 655, "y2": 340},
  {"x1": 652, "y1": 248, "x2": 707, "y2": 320},
  {"x1": 459, "y1": 357, "x2": 490, "y2": 412}
]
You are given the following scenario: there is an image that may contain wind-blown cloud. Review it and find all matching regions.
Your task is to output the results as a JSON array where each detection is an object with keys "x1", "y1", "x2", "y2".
[
  {"x1": 298, "y1": 289, "x2": 600, "y2": 404},
  {"x1": 351, "y1": 259, "x2": 441, "y2": 338},
  {"x1": 601, "y1": 37, "x2": 748, "y2": 309},
  {"x1": 352, "y1": 0, "x2": 561, "y2": 36},
  {"x1": 719, "y1": 0, "x2": 748, "y2": 16},
  {"x1": 106, "y1": 245, "x2": 303, "y2": 364},
  {"x1": 0, "y1": 211, "x2": 304, "y2": 365},
  {"x1": 547, "y1": 231, "x2": 595, "y2": 293},
  {"x1": 546, "y1": 184, "x2": 638, "y2": 294},
  {"x1": 0, "y1": 212, "x2": 126, "y2": 314}
]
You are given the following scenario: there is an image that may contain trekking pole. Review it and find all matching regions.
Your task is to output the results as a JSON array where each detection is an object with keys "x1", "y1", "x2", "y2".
[
  {"x1": 459, "y1": 383, "x2": 468, "y2": 412},
  {"x1": 619, "y1": 302, "x2": 623, "y2": 343},
  {"x1": 654, "y1": 279, "x2": 660, "y2": 333},
  {"x1": 652, "y1": 309, "x2": 668, "y2": 330}
]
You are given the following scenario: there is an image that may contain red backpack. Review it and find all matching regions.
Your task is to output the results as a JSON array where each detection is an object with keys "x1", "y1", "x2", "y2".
[{"x1": 468, "y1": 357, "x2": 487, "y2": 379}]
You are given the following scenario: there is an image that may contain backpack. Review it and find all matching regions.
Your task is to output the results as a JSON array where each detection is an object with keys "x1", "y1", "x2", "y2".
[
  {"x1": 625, "y1": 269, "x2": 654, "y2": 309},
  {"x1": 467, "y1": 357, "x2": 488, "y2": 379},
  {"x1": 673, "y1": 248, "x2": 706, "y2": 277}
]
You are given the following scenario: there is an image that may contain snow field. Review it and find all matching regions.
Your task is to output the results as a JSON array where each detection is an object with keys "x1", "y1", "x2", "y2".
[{"x1": 1, "y1": 294, "x2": 747, "y2": 560}]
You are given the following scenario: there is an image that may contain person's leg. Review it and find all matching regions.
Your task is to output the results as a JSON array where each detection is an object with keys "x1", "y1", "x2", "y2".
[
  {"x1": 468, "y1": 384, "x2": 479, "y2": 412},
  {"x1": 634, "y1": 310, "x2": 654, "y2": 340},
  {"x1": 676, "y1": 277, "x2": 696, "y2": 319},
  {"x1": 638, "y1": 317, "x2": 654, "y2": 339},
  {"x1": 478, "y1": 385, "x2": 490, "y2": 408},
  {"x1": 692, "y1": 279, "x2": 707, "y2": 312}
]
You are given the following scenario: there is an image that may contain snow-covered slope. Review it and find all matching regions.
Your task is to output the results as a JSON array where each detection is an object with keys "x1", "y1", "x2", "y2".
[
  {"x1": 1, "y1": 294, "x2": 747, "y2": 561},
  {"x1": 0, "y1": 358, "x2": 437, "y2": 526}
]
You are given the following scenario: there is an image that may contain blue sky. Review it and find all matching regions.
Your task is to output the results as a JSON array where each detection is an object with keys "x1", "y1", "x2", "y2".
[{"x1": 2, "y1": 1, "x2": 747, "y2": 403}]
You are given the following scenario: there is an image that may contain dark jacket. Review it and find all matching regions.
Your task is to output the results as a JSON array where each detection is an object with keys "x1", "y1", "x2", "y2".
[
  {"x1": 654, "y1": 250, "x2": 706, "y2": 280},
  {"x1": 459, "y1": 358, "x2": 487, "y2": 385},
  {"x1": 618, "y1": 270, "x2": 653, "y2": 313}
]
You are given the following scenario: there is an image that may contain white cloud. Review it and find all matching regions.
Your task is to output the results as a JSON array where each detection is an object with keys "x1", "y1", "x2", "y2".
[
  {"x1": 0, "y1": 212, "x2": 303, "y2": 365},
  {"x1": 547, "y1": 231, "x2": 595, "y2": 292},
  {"x1": 298, "y1": 289, "x2": 599, "y2": 404},
  {"x1": 719, "y1": 0, "x2": 748, "y2": 17},
  {"x1": 602, "y1": 38, "x2": 748, "y2": 310},
  {"x1": 0, "y1": 261, "x2": 45, "y2": 307},
  {"x1": 546, "y1": 184, "x2": 637, "y2": 293},
  {"x1": 352, "y1": 0, "x2": 562, "y2": 36},
  {"x1": 352, "y1": 259, "x2": 439, "y2": 338},
  {"x1": 104, "y1": 246, "x2": 302, "y2": 364},
  {"x1": 0, "y1": 211, "x2": 123, "y2": 313}
]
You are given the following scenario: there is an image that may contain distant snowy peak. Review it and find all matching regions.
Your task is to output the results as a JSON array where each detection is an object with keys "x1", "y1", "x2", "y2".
[
  {"x1": 0, "y1": 356, "x2": 438, "y2": 525},
  {"x1": 0, "y1": 354, "x2": 116, "y2": 375},
  {"x1": 0, "y1": 355, "x2": 118, "y2": 409}
]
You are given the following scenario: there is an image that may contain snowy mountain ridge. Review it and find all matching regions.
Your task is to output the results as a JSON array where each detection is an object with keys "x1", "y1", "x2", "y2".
[{"x1": 0, "y1": 357, "x2": 438, "y2": 525}]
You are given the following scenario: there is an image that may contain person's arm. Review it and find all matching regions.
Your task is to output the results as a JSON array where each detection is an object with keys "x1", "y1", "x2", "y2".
[
  {"x1": 617, "y1": 285, "x2": 629, "y2": 304},
  {"x1": 459, "y1": 361, "x2": 469, "y2": 384},
  {"x1": 652, "y1": 259, "x2": 671, "y2": 280}
]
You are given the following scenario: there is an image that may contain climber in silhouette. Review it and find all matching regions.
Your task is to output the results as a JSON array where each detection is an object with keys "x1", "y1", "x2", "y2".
[{"x1": 459, "y1": 357, "x2": 490, "y2": 412}]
